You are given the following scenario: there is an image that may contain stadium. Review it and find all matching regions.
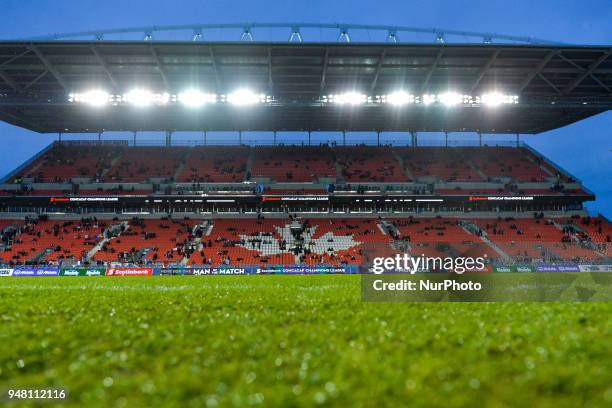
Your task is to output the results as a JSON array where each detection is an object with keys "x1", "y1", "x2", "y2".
[{"x1": 0, "y1": 13, "x2": 611, "y2": 408}]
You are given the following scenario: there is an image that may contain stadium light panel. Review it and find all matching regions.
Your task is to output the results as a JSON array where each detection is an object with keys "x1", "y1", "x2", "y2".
[
  {"x1": 178, "y1": 89, "x2": 217, "y2": 108},
  {"x1": 439, "y1": 92, "x2": 462, "y2": 106},
  {"x1": 481, "y1": 92, "x2": 504, "y2": 107},
  {"x1": 227, "y1": 89, "x2": 265, "y2": 106},
  {"x1": 386, "y1": 91, "x2": 415, "y2": 106},
  {"x1": 422, "y1": 94, "x2": 436, "y2": 105},
  {"x1": 330, "y1": 92, "x2": 367, "y2": 105},
  {"x1": 481, "y1": 93, "x2": 519, "y2": 106},
  {"x1": 123, "y1": 89, "x2": 170, "y2": 107},
  {"x1": 68, "y1": 90, "x2": 110, "y2": 107}
]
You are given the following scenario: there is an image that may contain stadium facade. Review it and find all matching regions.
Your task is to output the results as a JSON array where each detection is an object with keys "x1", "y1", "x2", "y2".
[{"x1": 0, "y1": 28, "x2": 610, "y2": 272}]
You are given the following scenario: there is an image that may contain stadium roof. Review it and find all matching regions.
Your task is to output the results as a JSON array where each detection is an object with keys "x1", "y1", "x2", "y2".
[{"x1": 0, "y1": 41, "x2": 611, "y2": 134}]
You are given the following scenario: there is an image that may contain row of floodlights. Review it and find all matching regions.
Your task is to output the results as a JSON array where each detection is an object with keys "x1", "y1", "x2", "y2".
[
  {"x1": 325, "y1": 91, "x2": 519, "y2": 106},
  {"x1": 69, "y1": 89, "x2": 270, "y2": 107},
  {"x1": 68, "y1": 89, "x2": 518, "y2": 108}
]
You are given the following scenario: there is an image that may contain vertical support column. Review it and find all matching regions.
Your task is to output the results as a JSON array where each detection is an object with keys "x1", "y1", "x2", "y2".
[
  {"x1": 204, "y1": 130, "x2": 207, "y2": 146},
  {"x1": 132, "y1": 131, "x2": 137, "y2": 147},
  {"x1": 273, "y1": 131, "x2": 277, "y2": 146},
  {"x1": 239, "y1": 130, "x2": 243, "y2": 145},
  {"x1": 165, "y1": 130, "x2": 172, "y2": 147},
  {"x1": 478, "y1": 132, "x2": 482, "y2": 147},
  {"x1": 445, "y1": 131, "x2": 448, "y2": 148},
  {"x1": 411, "y1": 131, "x2": 417, "y2": 147},
  {"x1": 342, "y1": 130, "x2": 346, "y2": 146},
  {"x1": 58, "y1": 132, "x2": 62, "y2": 145},
  {"x1": 308, "y1": 130, "x2": 311, "y2": 146},
  {"x1": 377, "y1": 131, "x2": 380, "y2": 146},
  {"x1": 516, "y1": 133, "x2": 520, "y2": 147}
]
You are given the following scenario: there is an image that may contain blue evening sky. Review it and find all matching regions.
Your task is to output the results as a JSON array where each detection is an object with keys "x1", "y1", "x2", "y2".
[{"x1": 0, "y1": 0, "x2": 610, "y2": 216}]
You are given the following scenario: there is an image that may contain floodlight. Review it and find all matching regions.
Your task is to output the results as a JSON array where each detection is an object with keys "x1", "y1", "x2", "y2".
[
  {"x1": 386, "y1": 91, "x2": 415, "y2": 106},
  {"x1": 439, "y1": 92, "x2": 462, "y2": 106},
  {"x1": 178, "y1": 89, "x2": 217, "y2": 107},
  {"x1": 481, "y1": 92, "x2": 505, "y2": 107},
  {"x1": 124, "y1": 89, "x2": 156, "y2": 107},
  {"x1": 481, "y1": 93, "x2": 519, "y2": 106},
  {"x1": 422, "y1": 94, "x2": 436, "y2": 105},
  {"x1": 331, "y1": 92, "x2": 366, "y2": 105},
  {"x1": 69, "y1": 90, "x2": 110, "y2": 107},
  {"x1": 227, "y1": 89, "x2": 264, "y2": 106}
]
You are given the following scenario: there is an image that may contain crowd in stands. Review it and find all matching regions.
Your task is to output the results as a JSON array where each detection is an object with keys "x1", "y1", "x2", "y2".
[{"x1": 1, "y1": 214, "x2": 608, "y2": 267}]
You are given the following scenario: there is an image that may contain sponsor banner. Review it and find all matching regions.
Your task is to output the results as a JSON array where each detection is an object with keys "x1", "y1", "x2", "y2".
[
  {"x1": 0, "y1": 268, "x2": 14, "y2": 277},
  {"x1": 189, "y1": 267, "x2": 249, "y2": 275},
  {"x1": 105, "y1": 267, "x2": 153, "y2": 276},
  {"x1": 11, "y1": 267, "x2": 59, "y2": 276},
  {"x1": 516, "y1": 265, "x2": 535, "y2": 273},
  {"x1": 60, "y1": 268, "x2": 106, "y2": 276},
  {"x1": 535, "y1": 264, "x2": 580, "y2": 273},
  {"x1": 578, "y1": 264, "x2": 612, "y2": 272},
  {"x1": 256, "y1": 265, "x2": 357, "y2": 275},
  {"x1": 158, "y1": 267, "x2": 187, "y2": 276},
  {"x1": 493, "y1": 265, "x2": 515, "y2": 273}
]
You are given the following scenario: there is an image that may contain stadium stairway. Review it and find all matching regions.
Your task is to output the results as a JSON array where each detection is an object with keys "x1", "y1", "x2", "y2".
[
  {"x1": 462, "y1": 221, "x2": 512, "y2": 261},
  {"x1": 391, "y1": 150, "x2": 414, "y2": 180},
  {"x1": 467, "y1": 160, "x2": 487, "y2": 180},
  {"x1": 86, "y1": 221, "x2": 129, "y2": 261}
]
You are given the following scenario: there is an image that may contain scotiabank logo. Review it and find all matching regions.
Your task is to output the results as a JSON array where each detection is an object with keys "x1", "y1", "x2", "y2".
[{"x1": 106, "y1": 268, "x2": 153, "y2": 276}]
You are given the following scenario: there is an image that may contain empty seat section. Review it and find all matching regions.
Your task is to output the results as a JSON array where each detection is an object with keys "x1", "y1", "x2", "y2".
[
  {"x1": 251, "y1": 147, "x2": 336, "y2": 182},
  {"x1": 398, "y1": 148, "x2": 483, "y2": 182},
  {"x1": 103, "y1": 147, "x2": 188, "y2": 182},
  {"x1": 177, "y1": 147, "x2": 248, "y2": 182},
  {"x1": 337, "y1": 147, "x2": 407, "y2": 182}
]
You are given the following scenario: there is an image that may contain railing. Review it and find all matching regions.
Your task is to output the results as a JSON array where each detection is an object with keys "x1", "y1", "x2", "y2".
[
  {"x1": 50, "y1": 137, "x2": 526, "y2": 148},
  {"x1": 21, "y1": 22, "x2": 564, "y2": 45}
]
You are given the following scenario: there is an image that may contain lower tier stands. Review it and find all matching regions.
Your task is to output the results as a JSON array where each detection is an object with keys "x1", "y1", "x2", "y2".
[{"x1": 1, "y1": 216, "x2": 609, "y2": 266}]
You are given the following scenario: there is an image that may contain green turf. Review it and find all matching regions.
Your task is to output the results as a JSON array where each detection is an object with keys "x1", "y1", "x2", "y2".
[{"x1": 0, "y1": 276, "x2": 610, "y2": 407}]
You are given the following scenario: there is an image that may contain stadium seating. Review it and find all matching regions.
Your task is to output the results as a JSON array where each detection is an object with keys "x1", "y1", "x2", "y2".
[
  {"x1": 14, "y1": 145, "x2": 123, "y2": 182},
  {"x1": 103, "y1": 147, "x2": 188, "y2": 182},
  {"x1": 398, "y1": 147, "x2": 483, "y2": 182},
  {"x1": 8, "y1": 145, "x2": 578, "y2": 189},
  {"x1": 336, "y1": 147, "x2": 407, "y2": 182},
  {"x1": 390, "y1": 217, "x2": 497, "y2": 259},
  {"x1": 251, "y1": 147, "x2": 337, "y2": 182},
  {"x1": 472, "y1": 218, "x2": 603, "y2": 262},
  {"x1": 0, "y1": 218, "x2": 107, "y2": 264},
  {"x1": 94, "y1": 219, "x2": 197, "y2": 264},
  {"x1": 177, "y1": 147, "x2": 249, "y2": 182}
]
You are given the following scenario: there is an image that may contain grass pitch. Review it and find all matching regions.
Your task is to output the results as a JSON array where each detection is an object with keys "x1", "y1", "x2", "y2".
[{"x1": 0, "y1": 276, "x2": 610, "y2": 407}]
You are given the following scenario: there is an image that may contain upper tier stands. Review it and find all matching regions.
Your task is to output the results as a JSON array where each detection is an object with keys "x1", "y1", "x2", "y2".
[
  {"x1": 177, "y1": 147, "x2": 249, "y2": 183},
  {"x1": 15, "y1": 146, "x2": 123, "y2": 183},
  {"x1": 8, "y1": 145, "x2": 570, "y2": 186},
  {"x1": 103, "y1": 147, "x2": 188, "y2": 182},
  {"x1": 398, "y1": 147, "x2": 483, "y2": 182},
  {"x1": 336, "y1": 147, "x2": 407, "y2": 182},
  {"x1": 251, "y1": 147, "x2": 337, "y2": 182}
]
